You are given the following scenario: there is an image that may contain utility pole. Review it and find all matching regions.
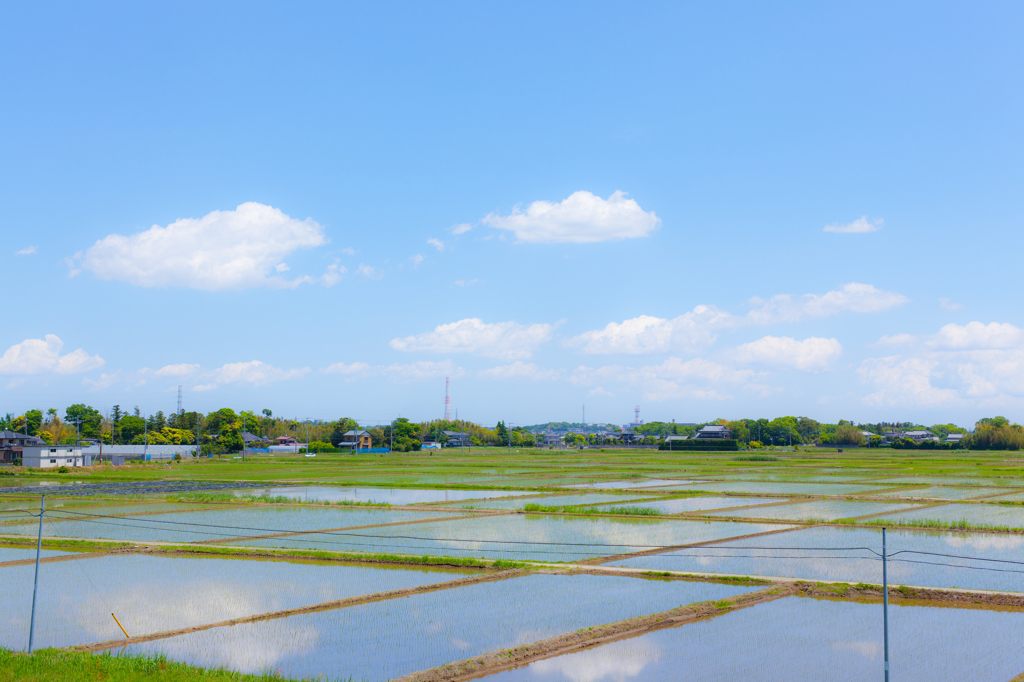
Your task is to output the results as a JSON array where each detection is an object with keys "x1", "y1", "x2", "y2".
[
  {"x1": 882, "y1": 527, "x2": 890, "y2": 681},
  {"x1": 241, "y1": 413, "x2": 246, "y2": 461},
  {"x1": 28, "y1": 495, "x2": 45, "y2": 653},
  {"x1": 195, "y1": 412, "x2": 201, "y2": 459},
  {"x1": 143, "y1": 416, "x2": 149, "y2": 462}
]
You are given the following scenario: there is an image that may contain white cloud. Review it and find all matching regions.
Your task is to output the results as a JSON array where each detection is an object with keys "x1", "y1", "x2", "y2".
[
  {"x1": 733, "y1": 336, "x2": 842, "y2": 371},
  {"x1": 340, "y1": 247, "x2": 357, "y2": 255},
  {"x1": 321, "y1": 361, "x2": 375, "y2": 378},
  {"x1": 356, "y1": 264, "x2": 381, "y2": 279},
  {"x1": 409, "y1": 254, "x2": 424, "y2": 267},
  {"x1": 858, "y1": 356, "x2": 961, "y2": 407},
  {"x1": 569, "y1": 283, "x2": 907, "y2": 356},
  {"x1": 452, "y1": 223, "x2": 473, "y2": 235},
  {"x1": 589, "y1": 386, "x2": 614, "y2": 397},
  {"x1": 874, "y1": 333, "x2": 916, "y2": 347},
  {"x1": 482, "y1": 190, "x2": 660, "y2": 244},
  {"x1": 16, "y1": 246, "x2": 37, "y2": 255},
  {"x1": 0, "y1": 335, "x2": 104, "y2": 375},
  {"x1": 194, "y1": 383, "x2": 218, "y2": 392},
  {"x1": 211, "y1": 361, "x2": 309, "y2": 386},
  {"x1": 928, "y1": 321, "x2": 1024, "y2": 350},
  {"x1": 382, "y1": 360, "x2": 464, "y2": 382},
  {"x1": 570, "y1": 357, "x2": 758, "y2": 402},
  {"x1": 477, "y1": 361, "x2": 563, "y2": 381},
  {"x1": 155, "y1": 363, "x2": 200, "y2": 376},
  {"x1": 744, "y1": 283, "x2": 908, "y2": 325},
  {"x1": 82, "y1": 372, "x2": 121, "y2": 391},
  {"x1": 566, "y1": 306, "x2": 732, "y2": 355},
  {"x1": 427, "y1": 238, "x2": 445, "y2": 252},
  {"x1": 275, "y1": 263, "x2": 290, "y2": 272},
  {"x1": 823, "y1": 216, "x2": 882, "y2": 233},
  {"x1": 454, "y1": 279, "x2": 480, "y2": 287},
  {"x1": 73, "y1": 202, "x2": 327, "y2": 291},
  {"x1": 321, "y1": 259, "x2": 346, "y2": 287},
  {"x1": 939, "y1": 297, "x2": 962, "y2": 311},
  {"x1": 390, "y1": 318, "x2": 555, "y2": 360}
]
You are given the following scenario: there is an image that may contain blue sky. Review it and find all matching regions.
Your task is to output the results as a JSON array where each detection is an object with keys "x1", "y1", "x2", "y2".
[{"x1": 1, "y1": 1, "x2": 1022, "y2": 427}]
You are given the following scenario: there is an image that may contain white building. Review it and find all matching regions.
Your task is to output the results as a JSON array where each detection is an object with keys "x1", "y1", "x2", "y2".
[{"x1": 22, "y1": 445, "x2": 89, "y2": 468}]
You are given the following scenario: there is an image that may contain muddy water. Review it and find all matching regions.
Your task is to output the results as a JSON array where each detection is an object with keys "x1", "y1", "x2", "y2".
[
  {"x1": 610, "y1": 525, "x2": 1024, "y2": 593},
  {"x1": 225, "y1": 514, "x2": 794, "y2": 561},
  {"x1": 0, "y1": 553, "x2": 477, "y2": 650},
  {"x1": 475, "y1": 597, "x2": 1024, "y2": 682},
  {"x1": 106, "y1": 573, "x2": 758, "y2": 681},
  {"x1": 232, "y1": 486, "x2": 537, "y2": 505}
]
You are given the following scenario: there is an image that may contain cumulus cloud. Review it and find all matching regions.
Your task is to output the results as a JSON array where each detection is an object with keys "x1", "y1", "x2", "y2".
[
  {"x1": 939, "y1": 298, "x2": 962, "y2": 311},
  {"x1": 477, "y1": 362, "x2": 563, "y2": 381},
  {"x1": 874, "y1": 333, "x2": 916, "y2": 347},
  {"x1": 154, "y1": 363, "x2": 200, "y2": 376},
  {"x1": 858, "y1": 356, "x2": 961, "y2": 407},
  {"x1": 858, "y1": 321, "x2": 1024, "y2": 407},
  {"x1": 451, "y1": 223, "x2": 473, "y2": 235},
  {"x1": 16, "y1": 246, "x2": 37, "y2": 255},
  {"x1": 482, "y1": 191, "x2": 660, "y2": 244},
  {"x1": 427, "y1": 238, "x2": 445, "y2": 252},
  {"x1": 321, "y1": 259, "x2": 346, "y2": 287},
  {"x1": 356, "y1": 264, "x2": 381, "y2": 279},
  {"x1": 570, "y1": 357, "x2": 759, "y2": 402},
  {"x1": 72, "y1": 202, "x2": 327, "y2": 290},
  {"x1": 928, "y1": 322, "x2": 1024, "y2": 350},
  {"x1": 211, "y1": 361, "x2": 309, "y2": 386},
  {"x1": 568, "y1": 283, "x2": 907, "y2": 356},
  {"x1": 0, "y1": 335, "x2": 104, "y2": 375},
  {"x1": 823, "y1": 216, "x2": 882, "y2": 233},
  {"x1": 733, "y1": 336, "x2": 842, "y2": 371},
  {"x1": 744, "y1": 283, "x2": 908, "y2": 325},
  {"x1": 390, "y1": 318, "x2": 555, "y2": 360},
  {"x1": 566, "y1": 306, "x2": 732, "y2": 355},
  {"x1": 321, "y1": 361, "x2": 375, "y2": 378},
  {"x1": 382, "y1": 360, "x2": 464, "y2": 382}
]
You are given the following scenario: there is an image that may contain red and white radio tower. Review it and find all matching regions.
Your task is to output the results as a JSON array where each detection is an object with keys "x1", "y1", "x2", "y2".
[
  {"x1": 444, "y1": 377, "x2": 453, "y2": 421},
  {"x1": 634, "y1": 405, "x2": 642, "y2": 427}
]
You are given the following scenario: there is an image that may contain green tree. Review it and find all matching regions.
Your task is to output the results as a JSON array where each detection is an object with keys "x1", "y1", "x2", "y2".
[
  {"x1": 66, "y1": 404, "x2": 103, "y2": 439},
  {"x1": 834, "y1": 424, "x2": 865, "y2": 446},
  {"x1": 118, "y1": 416, "x2": 146, "y2": 442},
  {"x1": 11, "y1": 410, "x2": 43, "y2": 436},
  {"x1": 330, "y1": 418, "x2": 361, "y2": 447}
]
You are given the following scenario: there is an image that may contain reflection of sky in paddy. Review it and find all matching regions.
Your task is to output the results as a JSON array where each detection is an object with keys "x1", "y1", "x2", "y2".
[
  {"x1": 0, "y1": 553, "x2": 474, "y2": 650},
  {"x1": 0, "y1": 506, "x2": 462, "y2": 543},
  {"x1": 566, "y1": 479, "x2": 693, "y2": 489},
  {"x1": 593, "y1": 497, "x2": 785, "y2": 514},
  {"x1": 610, "y1": 526, "x2": 1024, "y2": 592},
  {"x1": 458, "y1": 494, "x2": 658, "y2": 510},
  {"x1": 874, "y1": 503, "x2": 1024, "y2": 528},
  {"x1": 226, "y1": 514, "x2": 793, "y2": 561},
  {"x1": 706, "y1": 500, "x2": 921, "y2": 521},
  {"x1": 0, "y1": 547, "x2": 71, "y2": 562},
  {"x1": 650, "y1": 482, "x2": 888, "y2": 495},
  {"x1": 233, "y1": 486, "x2": 537, "y2": 505},
  {"x1": 477, "y1": 597, "x2": 1024, "y2": 682},
  {"x1": 874, "y1": 486, "x2": 1012, "y2": 501},
  {"x1": 109, "y1": 574, "x2": 757, "y2": 681}
]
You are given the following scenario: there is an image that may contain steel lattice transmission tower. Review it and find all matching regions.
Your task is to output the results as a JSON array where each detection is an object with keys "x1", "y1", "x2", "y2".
[
  {"x1": 444, "y1": 377, "x2": 452, "y2": 421},
  {"x1": 177, "y1": 385, "x2": 183, "y2": 414}
]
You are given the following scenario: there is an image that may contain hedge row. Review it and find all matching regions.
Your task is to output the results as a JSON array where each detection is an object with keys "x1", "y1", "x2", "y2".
[{"x1": 659, "y1": 439, "x2": 739, "y2": 451}]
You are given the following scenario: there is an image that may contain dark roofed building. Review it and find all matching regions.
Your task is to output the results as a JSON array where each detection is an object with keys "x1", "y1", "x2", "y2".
[
  {"x1": 0, "y1": 430, "x2": 46, "y2": 463},
  {"x1": 696, "y1": 425, "x2": 732, "y2": 439},
  {"x1": 443, "y1": 430, "x2": 470, "y2": 447}
]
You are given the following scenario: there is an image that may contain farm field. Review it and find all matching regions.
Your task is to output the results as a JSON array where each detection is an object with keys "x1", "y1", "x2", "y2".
[{"x1": 4, "y1": 446, "x2": 1024, "y2": 681}]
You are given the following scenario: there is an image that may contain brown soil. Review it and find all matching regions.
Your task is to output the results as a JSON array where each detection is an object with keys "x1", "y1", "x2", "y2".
[
  {"x1": 391, "y1": 585, "x2": 795, "y2": 682},
  {"x1": 795, "y1": 581, "x2": 1024, "y2": 609}
]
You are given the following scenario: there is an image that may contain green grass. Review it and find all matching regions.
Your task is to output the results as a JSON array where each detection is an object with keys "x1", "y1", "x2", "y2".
[
  {"x1": 0, "y1": 650, "x2": 326, "y2": 682},
  {"x1": 522, "y1": 503, "x2": 662, "y2": 516},
  {"x1": 847, "y1": 518, "x2": 1021, "y2": 533}
]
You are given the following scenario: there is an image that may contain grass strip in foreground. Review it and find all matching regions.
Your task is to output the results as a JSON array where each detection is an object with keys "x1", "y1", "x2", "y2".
[{"x1": 0, "y1": 649, "x2": 321, "y2": 682}]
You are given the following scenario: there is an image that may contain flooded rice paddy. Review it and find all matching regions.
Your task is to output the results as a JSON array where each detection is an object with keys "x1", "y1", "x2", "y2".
[
  {"x1": 706, "y1": 499, "x2": 922, "y2": 521},
  {"x1": 223, "y1": 514, "x2": 793, "y2": 561},
  {"x1": 608, "y1": 525, "x2": 1024, "y2": 592},
  {"x1": 592, "y1": 496, "x2": 785, "y2": 514},
  {"x1": 107, "y1": 573, "x2": 757, "y2": 681},
  {"x1": 652, "y1": 482, "x2": 894, "y2": 496},
  {"x1": 231, "y1": 486, "x2": 537, "y2": 505},
  {"x1": 0, "y1": 554, "x2": 476, "y2": 650},
  {"x1": 873, "y1": 486, "x2": 1013, "y2": 500},
  {"x1": 477, "y1": 597, "x2": 1024, "y2": 682}
]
